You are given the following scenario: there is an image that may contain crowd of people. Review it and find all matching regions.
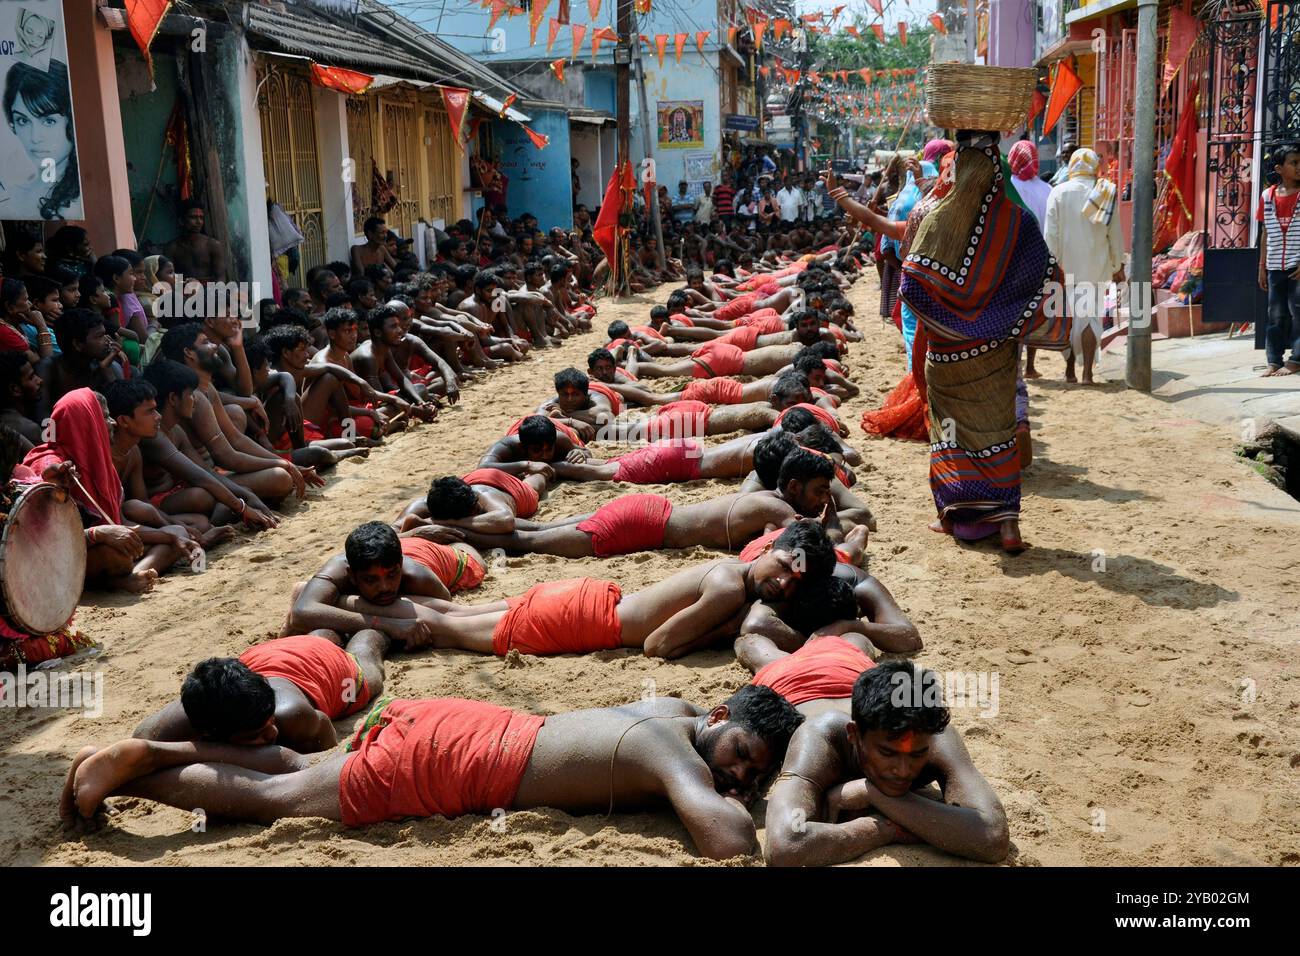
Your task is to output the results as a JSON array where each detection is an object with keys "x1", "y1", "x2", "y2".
[{"x1": 44, "y1": 192, "x2": 1012, "y2": 865}]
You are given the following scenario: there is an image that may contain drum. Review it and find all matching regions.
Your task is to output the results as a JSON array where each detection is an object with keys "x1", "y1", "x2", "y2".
[{"x1": 0, "y1": 482, "x2": 86, "y2": 635}]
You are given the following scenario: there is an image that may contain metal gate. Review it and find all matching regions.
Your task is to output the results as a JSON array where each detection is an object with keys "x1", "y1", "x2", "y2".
[
  {"x1": 423, "y1": 105, "x2": 458, "y2": 227},
  {"x1": 257, "y1": 66, "x2": 326, "y2": 286},
  {"x1": 1261, "y1": 1, "x2": 1300, "y2": 151},
  {"x1": 1203, "y1": 8, "x2": 1267, "y2": 334},
  {"x1": 381, "y1": 98, "x2": 422, "y2": 239}
]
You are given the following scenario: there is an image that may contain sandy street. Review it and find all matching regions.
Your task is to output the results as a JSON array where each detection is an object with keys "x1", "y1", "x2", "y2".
[{"x1": 4, "y1": 271, "x2": 1297, "y2": 867}]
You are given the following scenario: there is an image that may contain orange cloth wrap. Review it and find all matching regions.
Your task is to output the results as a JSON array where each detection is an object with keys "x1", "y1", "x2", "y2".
[
  {"x1": 714, "y1": 292, "x2": 761, "y2": 321},
  {"x1": 506, "y1": 416, "x2": 585, "y2": 447},
  {"x1": 775, "y1": 402, "x2": 841, "y2": 434},
  {"x1": 399, "y1": 537, "x2": 486, "y2": 592},
  {"x1": 239, "y1": 635, "x2": 370, "y2": 720},
  {"x1": 461, "y1": 467, "x2": 541, "y2": 519},
  {"x1": 339, "y1": 697, "x2": 545, "y2": 826},
  {"x1": 681, "y1": 377, "x2": 746, "y2": 404},
  {"x1": 491, "y1": 577, "x2": 624, "y2": 655},
  {"x1": 716, "y1": 325, "x2": 763, "y2": 351},
  {"x1": 576, "y1": 493, "x2": 673, "y2": 556},
  {"x1": 652, "y1": 400, "x2": 712, "y2": 439},
  {"x1": 612, "y1": 440, "x2": 703, "y2": 483},
  {"x1": 751, "y1": 636, "x2": 876, "y2": 705},
  {"x1": 690, "y1": 341, "x2": 746, "y2": 378},
  {"x1": 739, "y1": 527, "x2": 853, "y2": 564}
]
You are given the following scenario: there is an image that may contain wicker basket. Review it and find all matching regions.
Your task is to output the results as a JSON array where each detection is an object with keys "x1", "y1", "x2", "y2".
[{"x1": 925, "y1": 63, "x2": 1038, "y2": 132}]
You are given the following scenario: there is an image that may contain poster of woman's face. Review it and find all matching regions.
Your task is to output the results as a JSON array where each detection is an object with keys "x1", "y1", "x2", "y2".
[{"x1": 0, "y1": 0, "x2": 82, "y2": 221}]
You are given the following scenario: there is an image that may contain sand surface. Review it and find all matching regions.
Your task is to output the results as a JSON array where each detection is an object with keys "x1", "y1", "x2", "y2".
[{"x1": 3, "y1": 272, "x2": 1298, "y2": 867}]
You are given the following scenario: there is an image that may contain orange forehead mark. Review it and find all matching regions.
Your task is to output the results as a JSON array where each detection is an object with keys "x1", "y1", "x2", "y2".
[{"x1": 894, "y1": 731, "x2": 917, "y2": 753}]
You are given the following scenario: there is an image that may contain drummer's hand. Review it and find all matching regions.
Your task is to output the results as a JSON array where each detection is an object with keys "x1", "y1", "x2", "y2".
[
  {"x1": 41, "y1": 460, "x2": 78, "y2": 490},
  {"x1": 94, "y1": 525, "x2": 144, "y2": 561}
]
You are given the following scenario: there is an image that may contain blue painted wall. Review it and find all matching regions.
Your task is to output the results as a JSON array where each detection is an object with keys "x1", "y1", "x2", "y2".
[
  {"x1": 584, "y1": 70, "x2": 616, "y2": 113},
  {"x1": 491, "y1": 108, "x2": 573, "y2": 230}
]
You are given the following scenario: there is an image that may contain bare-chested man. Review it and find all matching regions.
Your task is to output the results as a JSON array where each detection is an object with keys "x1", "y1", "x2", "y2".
[
  {"x1": 0, "y1": 349, "x2": 42, "y2": 448},
  {"x1": 284, "y1": 522, "x2": 485, "y2": 643},
  {"x1": 478, "y1": 414, "x2": 591, "y2": 475},
  {"x1": 163, "y1": 200, "x2": 229, "y2": 283},
  {"x1": 443, "y1": 446, "x2": 839, "y2": 555},
  {"x1": 133, "y1": 630, "x2": 390, "y2": 754},
  {"x1": 138, "y1": 359, "x2": 279, "y2": 531},
  {"x1": 763, "y1": 662, "x2": 1009, "y2": 866},
  {"x1": 351, "y1": 216, "x2": 397, "y2": 275},
  {"x1": 350, "y1": 305, "x2": 438, "y2": 418},
  {"x1": 397, "y1": 466, "x2": 550, "y2": 533},
  {"x1": 62, "y1": 685, "x2": 804, "y2": 860},
  {"x1": 157, "y1": 323, "x2": 312, "y2": 502},
  {"x1": 306, "y1": 308, "x2": 410, "y2": 439}
]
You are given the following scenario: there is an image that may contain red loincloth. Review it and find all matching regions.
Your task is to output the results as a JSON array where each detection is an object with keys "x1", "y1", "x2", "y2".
[
  {"x1": 271, "y1": 421, "x2": 326, "y2": 452},
  {"x1": 491, "y1": 577, "x2": 624, "y2": 655},
  {"x1": 632, "y1": 325, "x2": 667, "y2": 341},
  {"x1": 652, "y1": 400, "x2": 712, "y2": 440},
  {"x1": 461, "y1": 467, "x2": 540, "y2": 518},
  {"x1": 751, "y1": 636, "x2": 876, "y2": 705},
  {"x1": 735, "y1": 311, "x2": 786, "y2": 335},
  {"x1": 670, "y1": 316, "x2": 696, "y2": 327},
  {"x1": 338, "y1": 697, "x2": 545, "y2": 826},
  {"x1": 148, "y1": 480, "x2": 189, "y2": 509},
  {"x1": 576, "y1": 493, "x2": 673, "y2": 556},
  {"x1": 681, "y1": 377, "x2": 746, "y2": 404},
  {"x1": 716, "y1": 325, "x2": 762, "y2": 351},
  {"x1": 690, "y1": 341, "x2": 746, "y2": 378},
  {"x1": 612, "y1": 440, "x2": 703, "y2": 483},
  {"x1": 587, "y1": 381, "x2": 624, "y2": 415},
  {"x1": 775, "y1": 402, "x2": 841, "y2": 434},
  {"x1": 615, "y1": 367, "x2": 639, "y2": 382},
  {"x1": 399, "y1": 537, "x2": 486, "y2": 592},
  {"x1": 714, "y1": 292, "x2": 761, "y2": 322},
  {"x1": 239, "y1": 635, "x2": 371, "y2": 719},
  {"x1": 811, "y1": 386, "x2": 841, "y2": 408}
]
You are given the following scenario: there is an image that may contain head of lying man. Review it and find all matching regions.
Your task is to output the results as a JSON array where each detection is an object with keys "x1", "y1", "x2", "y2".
[
  {"x1": 344, "y1": 521, "x2": 404, "y2": 606},
  {"x1": 848, "y1": 663, "x2": 952, "y2": 798},
  {"x1": 748, "y1": 521, "x2": 835, "y2": 603},
  {"x1": 695, "y1": 684, "x2": 804, "y2": 801}
]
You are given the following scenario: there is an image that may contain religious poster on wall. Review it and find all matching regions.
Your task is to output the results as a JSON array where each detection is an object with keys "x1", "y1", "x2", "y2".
[
  {"x1": 657, "y1": 100, "x2": 704, "y2": 149},
  {"x1": 0, "y1": 0, "x2": 83, "y2": 220}
]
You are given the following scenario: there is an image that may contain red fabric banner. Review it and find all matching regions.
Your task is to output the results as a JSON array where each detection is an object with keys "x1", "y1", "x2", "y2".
[
  {"x1": 695, "y1": 30, "x2": 710, "y2": 54},
  {"x1": 1043, "y1": 59, "x2": 1082, "y2": 135},
  {"x1": 1163, "y1": 7, "x2": 1198, "y2": 90},
  {"x1": 655, "y1": 33, "x2": 668, "y2": 67},
  {"x1": 547, "y1": 17, "x2": 563, "y2": 53},
  {"x1": 440, "y1": 86, "x2": 471, "y2": 152},
  {"x1": 571, "y1": 23, "x2": 588, "y2": 59},
  {"x1": 674, "y1": 32, "x2": 687, "y2": 62},
  {"x1": 126, "y1": 0, "x2": 172, "y2": 83},
  {"x1": 523, "y1": 126, "x2": 550, "y2": 150},
  {"x1": 309, "y1": 63, "x2": 374, "y2": 95}
]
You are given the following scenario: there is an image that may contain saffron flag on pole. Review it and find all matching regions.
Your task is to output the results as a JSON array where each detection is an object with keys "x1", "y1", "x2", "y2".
[
  {"x1": 523, "y1": 126, "x2": 550, "y2": 150},
  {"x1": 1162, "y1": 6, "x2": 1198, "y2": 90},
  {"x1": 592, "y1": 26, "x2": 617, "y2": 61},
  {"x1": 929, "y1": 13, "x2": 947, "y2": 35},
  {"x1": 550, "y1": 59, "x2": 566, "y2": 82},
  {"x1": 529, "y1": 0, "x2": 550, "y2": 45},
  {"x1": 488, "y1": 0, "x2": 508, "y2": 32},
  {"x1": 309, "y1": 64, "x2": 374, "y2": 95},
  {"x1": 126, "y1": 0, "x2": 172, "y2": 85},
  {"x1": 498, "y1": 93, "x2": 518, "y2": 117},
  {"x1": 593, "y1": 161, "x2": 633, "y2": 279},
  {"x1": 440, "y1": 87, "x2": 471, "y2": 151},
  {"x1": 1043, "y1": 58, "x2": 1082, "y2": 135}
]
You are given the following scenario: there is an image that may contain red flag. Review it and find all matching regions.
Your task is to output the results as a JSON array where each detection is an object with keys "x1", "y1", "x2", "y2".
[
  {"x1": 588, "y1": 0, "x2": 601, "y2": 19},
  {"x1": 529, "y1": 0, "x2": 550, "y2": 45},
  {"x1": 440, "y1": 86, "x2": 471, "y2": 151},
  {"x1": 594, "y1": 161, "x2": 634, "y2": 277},
  {"x1": 695, "y1": 30, "x2": 710, "y2": 53},
  {"x1": 898, "y1": 21, "x2": 907, "y2": 45},
  {"x1": 838, "y1": 70, "x2": 849, "y2": 84},
  {"x1": 773, "y1": 18, "x2": 790, "y2": 40},
  {"x1": 727, "y1": 26, "x2": 738, "y2": 45},
  {"x1": 859, "y1": 68, "x2": 872, "y2": 82},
  {"x1": 592, "y1": 26, "x2": 617, "y2": 60},
  {"x1": 126, "y1": 0, "x2": 172, "y2": 83},
  {"x1": 162, "y1": 99, "x2": 192, "y2": 200},
  {"x1": 1043, "y1": 59, "x2": 1082, "y2": 135},
  {"x1": 547, "y1": 17, "x2": 563, "y2": 53},
  {"x1": 929, "y1": 13, "x2": 947, "y2": 34},
  {"x1": 571, "y1": 23, "x2": 587, "y2": 59},
  {"x1": 801, "y1": 12, "x2": 822, "y2": 22},
  {"x1": 755, "y1": 19, "x2": 768, "y2": 50},
  {"x1": 1027, "y1": 89, "x2": 1047, "y2": 127},
  {"x1": 488, "y1": 0, "x2": 508, "y2": 32},
  {"x1": 498, "y1": 93, "x2": 518, "y2": 117},
  {"x1": 655, "y1": 34, "x2": 668, "y2": 67},
  {"x1": 808, "y1": 71, "x2": 821, "y2": 84},
  {"x1": 759, "y1": 66, "x2": 770, "y2": 78},
  {"x1": 1163, "y1": 7, "x2": 1198, "y2": 90},
  {"x1": 523, "y1": 126, "x2": 550, "y2": 150},
  {"x1": 550, "y1": 58, "x2": 566, "y2": 83},
  {"x1": 309, "y1": 63, "x2": 373, "y2": 95},
  {"x1": 844, "y1": 25, "x2": 859, "y2": 38},
  {"x1": 866, "y1": 0, "x2": 882, "y2": 14},
  {"x1": 1154, "y1": 87, "x2": 1199, "y2": 250},
  {"x1": 674, "y1": 32, "x2": 688, "y2": 62},
  {"x1": 635, "y1": 0, "x2": 651, "y2": 12},
  {"x1": 870, "y1": 23, "x2": 885, "y2": 41}
]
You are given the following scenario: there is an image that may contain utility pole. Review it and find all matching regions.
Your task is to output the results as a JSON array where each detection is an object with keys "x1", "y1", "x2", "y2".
[
  {"x1": 1126, "y1": 0, "x2": 1158, "y2": 392},
  {"x1": 966, "y1": 0, "x2": 977, "y2": 63},
  {"x1": 632, "y1": 8, "x2": 667, "y2": 272},
  {"x1": 615, "y1": 0, "x2": 632, "y2": 294}
]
